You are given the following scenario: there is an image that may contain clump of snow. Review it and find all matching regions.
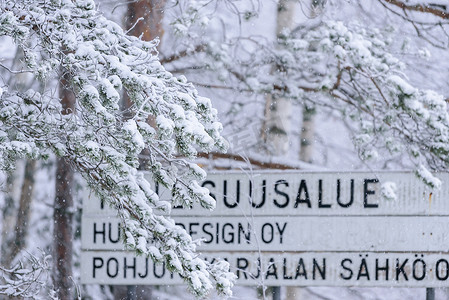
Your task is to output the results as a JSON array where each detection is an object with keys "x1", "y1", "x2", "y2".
[
  {"x1": 173, "y1": 23, "x2": 188, "y2": 36},
  {"x1": 148, "y1": 246, "x2": 163, "y2": 261},
  {"x1": 123, "y1": 119, "x2": 145, "y2": 152},
  {"x1": 177, "y1": 92, "x2": 197, "y2": 109},
  {"x1": 156, "y1": 115, "x2": 175, "y2": 136},
  {"x1": 381, "y1": 181, "x2": 397, "y2": 201},
  {"x1": 388, "y1": 75, "x2": 416, "y2": 95},
  {"x1": 416, "y1": 165, "x2": 441, "y2": 189},
  {"x1": 125, "y1": 231, "x2": 136, "y2": 247},
  {"x1": 418, "y1": 47, "x2": 431, "y2": 59}
]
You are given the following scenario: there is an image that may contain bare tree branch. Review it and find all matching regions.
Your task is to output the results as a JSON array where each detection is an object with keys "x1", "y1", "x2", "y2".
[
  {"x1": 196, "y1": 152, "x2": 301, "y2": 170},
  {"x1": 160, "y1": 44, "x2": 207, "y2": 64},
  {"x1": 380, "y1": 0, "x2": 449, "y2": 19}
]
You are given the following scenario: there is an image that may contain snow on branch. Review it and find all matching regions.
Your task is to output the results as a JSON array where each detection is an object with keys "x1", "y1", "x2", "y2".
[
  {"x1": 0, "y1": 252, "x2": 56, "y2": 299},
  {"x1": 0, "y1": 0, "x2": 234, "y2": 297},
  {"x1": 380, "y1": 0, "x2": 448, "y2": 19},
  {"x1": 170, "y1": 17, "x2": 449, "y2": 187}
]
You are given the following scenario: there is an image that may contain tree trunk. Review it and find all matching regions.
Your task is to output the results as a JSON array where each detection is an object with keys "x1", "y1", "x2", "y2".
[
  {"x1": 113, "y1": 1, "x2": 167, "y2": 299},
  {"x1": 299, "y1": 105, "x2": 316, "y2": 163},
  {"x1": 1, "y1": 47, "x2": 36, "y2": 267},
  {"x1": 125, "y1": 0, "x2": 166, "y2": 42},
  {"x1": 261, "y1": 0, "x2": 296, "y2": 156},
  {"x1": 1, "y1": 161, "x2": 24, "y2": 267},
  {"x1": 53, "y1": 70, "x2": 75, "y2": 300},
  {"x1": 122, "y1": 0, "x2": 166, "y2": 118},
  {"x1": 262, "y1": 0, "x2": 298, "y2": 298},
  {"x1": 290, "y1": 2, "x2": 324, "y2": 298},
  {"x1": 9, "y1": 159, "x2": 37, "y2": 262},
  {"x1": 298, "y1": 0, "x2": 324, "y2": 164}
]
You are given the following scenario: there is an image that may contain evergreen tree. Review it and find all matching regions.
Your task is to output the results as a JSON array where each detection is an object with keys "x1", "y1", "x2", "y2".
[{"x1": 0, "y1": 0, "x2": 233, "y2": 297}]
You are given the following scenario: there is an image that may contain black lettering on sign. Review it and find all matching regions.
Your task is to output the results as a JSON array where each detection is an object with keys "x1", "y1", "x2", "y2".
[
  {"x1": 318, "y1": 179, "x2": 331, "y2": 208},
  {"x1": 223, "y1": 180, "x2": 239, "y2": 208},
  {"x1": 236, "y1": 258, "x2": 248, "y2": 279},
  {"x1": 189, "y1": 223, "x2": 199, "y2": 236},
  {"x1": 123, "y1": 257, "x2": 136, "y2": 279},
  {"x1": 94, "y1": 222, "x2": 106, "y2": 244},
  {"x1": 216, "y1": 223, "x2": 219, "y2": 244},
  {"x1": 215, "y1": 223, "x2": 220, "y2": 244},
  {"x1": 283, "y1": 258, "x2": 293, "y2": 280},
  {"x1": 251, "y1": 258, "x2": 261, "y2": 279},
  {"x1": 276, "y1": 222, "x2": 287, "y2": 244},
  {"x1": 337, "y1": 179, "x2": 354, "y2": 208},
  {"x1": 138, "y1": 258, "x2": 148, "y2": 278},
  {"x1": 357, "y1": 257, "x2": 370, "y2": 280},
  {"x1": 222, "y1": 223, "x2": 234, "y2": 244},
  {"x1": 203, "y1": 257, "x2": 215, "y2": 264},
  {"x1": 313, "y1": 258, "x2": 326, "y2": 280},
  {"x1": 175, "y1": 223, "x2": 185, "y2": 229},
  {"x1": 412, "y1": 255, "x2": 426, "y2": 281},
  {"x1": 109, "y1": 222, "x2": 120, "y2": 243},
  {"x1": 274, "y1": 180, "x2": 289, "y2": 208},
  {"x1": 201, "y1": 180, "x2": 216, "y2": 200},
  {"x1": 364, "y1": 178, "x2": 379, "y2": 208},
  {"x1": 375, "y1": 258, "x2": 389, "y2": 281},
  {"x1": 251, "y1": 180, "x2": 266, "y2": 208},
  {"x1": 238, "y1": 223, "x2": 251, "y2": 244},
  {"x1": 295, "y1": 180, "x2": 311, "y2": 208},
  {"x1": 295, "y1": 258, "x2": 307, "y2": 279},
  {"x1": 93, "y1": 257, "x2": 104, "y2": 278},
  {"x1": 395, "y1": 259, "x2": 408, "y2": 281},
  {"x1": 261, "y1": 223, "x2": 274, "y2": 244},
  {"x1": 107, "y1": 258, "x2": 119, "y2": 278},
  {"x1": 265, "y1": 258, "x2": 278, "y2": 279},
  {"x1": 154, "y1": 262, "x2": 165, "y2": 279},
  {"x1": 340, "y1": 259, "x2": 353, "y2": 280},
  {"x1": 436, "y1": 259, "x2": 449, "y2": 280},
  {"x1": 203, "y1": 223, "x2": 213, "y2": 243}
]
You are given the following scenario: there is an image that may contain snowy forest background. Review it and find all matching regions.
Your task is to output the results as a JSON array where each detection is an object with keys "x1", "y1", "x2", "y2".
[{"x1": 2, "y1": 0, "x2": 449, "y2": 299}]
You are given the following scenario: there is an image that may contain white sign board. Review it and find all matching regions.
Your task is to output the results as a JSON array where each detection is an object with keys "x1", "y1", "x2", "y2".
[
  {"x1": 81, "y1": 171, "x2": 449, "y2": 287},
  {"x1": 82, "y1": 216, "x2": 449, "y2": 252},
  {"x1": 80, "y1": 251, "x2": 449, "y2": 287}
]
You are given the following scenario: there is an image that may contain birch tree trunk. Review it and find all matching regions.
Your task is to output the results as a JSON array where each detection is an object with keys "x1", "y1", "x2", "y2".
[
  {"x1": 263, "y1": 0, "x2": 297, "y2": 299},
  {"x1": 289, "y1": 2, "x2": 324, "y2": 299},
  {"x1": 299, "y1": 105, "x2": 316, "y2": 163},
  {"x1": 53, "y1": 71, "x2": 75, "y2": 300},
  {"x1": 261, "y1": 0, "x2": 296, "y2": 156},
  {"x1": 298, "y1": 0, "x2": 325, "y2": 164}
]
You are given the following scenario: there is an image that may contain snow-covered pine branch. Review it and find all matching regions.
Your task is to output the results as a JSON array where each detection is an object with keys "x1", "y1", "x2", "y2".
[
  {"x1": 164, "y1": 10, "x2": 449, "y2": 187},
  {"x1": 0, "y1": 0, "x2": 234, "y2": 297},
  {"x1": 0, "y1": 252, "x2": 55, "y2": 299}
]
